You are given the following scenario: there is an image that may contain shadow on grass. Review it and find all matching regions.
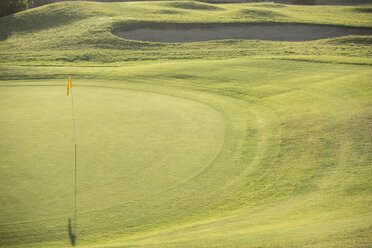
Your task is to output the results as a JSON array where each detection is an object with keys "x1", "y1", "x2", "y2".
[
  {"x1": 0, "y1": 15, "x2": 15, "y2": 41},
  {"x1": 68, "y1": 218, "x2": 76, "y2": 246}
]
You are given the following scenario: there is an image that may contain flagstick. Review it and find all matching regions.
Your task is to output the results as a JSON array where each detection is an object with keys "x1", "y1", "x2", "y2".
[{"x1": 70, "y1": 79, "x2": 78, "y2": 239}]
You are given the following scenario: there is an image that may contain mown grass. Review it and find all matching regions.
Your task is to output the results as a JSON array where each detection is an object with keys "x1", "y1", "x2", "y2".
[
  {"x1": 0, "y1": 1, "x2": 371, "y2": 248},
  {"x1": 317, "y1": 0, "x2": 372, "y2": 5},
  {"x1": 0, "y1": 1, "x2": 372, "y2": 65}
]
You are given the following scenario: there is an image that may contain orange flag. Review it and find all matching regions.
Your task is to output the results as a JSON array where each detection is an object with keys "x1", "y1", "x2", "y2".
[{"x1": 66, "y1": 76, "x2": 72, "y2": 96}]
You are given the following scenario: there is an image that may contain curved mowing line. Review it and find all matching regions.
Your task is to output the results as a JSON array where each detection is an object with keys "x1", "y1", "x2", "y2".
[
  {"x1": 0, "y1": 83, "x2": 229, "y2": 222},
  {"x1": 0, "y1": 83, "x2": 279, "y2": 203},
  {"x1": 222, "y1": 106, "x2": 282, "y2": 191},
  {"x1": 1, "y1": 82, "x2": 284, "y2": 248}
]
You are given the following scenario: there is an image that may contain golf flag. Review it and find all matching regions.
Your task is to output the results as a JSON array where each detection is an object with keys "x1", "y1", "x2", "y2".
[{"x1": 66, "y1": 76, "x2": 72, "y2": 96}]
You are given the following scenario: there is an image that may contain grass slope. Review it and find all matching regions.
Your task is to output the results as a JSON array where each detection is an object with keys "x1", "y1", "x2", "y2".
[
  {"x1": 0, "y1": 1, "x2": 371, "y2": 248},
  {"x1": 0, "y1": 1, "x2": 372, "y2": 65}
]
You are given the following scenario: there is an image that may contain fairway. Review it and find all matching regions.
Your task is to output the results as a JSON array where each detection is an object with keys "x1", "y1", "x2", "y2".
[{"x1": 0, "y1": 1, "x2": 371, "y2": 247}]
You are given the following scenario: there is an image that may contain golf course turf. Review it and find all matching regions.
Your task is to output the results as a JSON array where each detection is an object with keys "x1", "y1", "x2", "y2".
[{"x1": 0, "y1": 1, "x2": 371, "y2": 248}]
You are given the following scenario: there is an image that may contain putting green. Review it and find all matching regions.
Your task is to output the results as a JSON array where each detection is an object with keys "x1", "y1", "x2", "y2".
[{"x1": 0, "y1": 84, "x2": 225, "y2": 223}]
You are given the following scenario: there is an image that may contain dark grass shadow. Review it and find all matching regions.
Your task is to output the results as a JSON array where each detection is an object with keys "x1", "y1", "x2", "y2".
[
  {"x1": 0, "y1": 3, "x2": 94, "y2": 40},
  {"x1": 68, "y1": 218, "x2": 76, "y2": 246},
  {"x1": 0, "y1": 15, "x2": 16, "y2": 41}
]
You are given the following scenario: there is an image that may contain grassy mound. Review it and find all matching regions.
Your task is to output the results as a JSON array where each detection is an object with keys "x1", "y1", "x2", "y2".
[
  {"x1": 0, "y1": 1, "x2": 371, "y2": 248},
  {"x1": 317, "y1": 0, "x2": 372, "y2": 5},
  {"x1": 354, "y1": 7, "x2": 372, "y2": 12},
  {"x1": 0, "y1": 2, "x2": 371, "y2": 64},
  {"x1": 238, "y1": 8, "x2": 287, "y2": 19},
  {"x1": 164, "y1": 1, "x2": 221, "y2": 10}
]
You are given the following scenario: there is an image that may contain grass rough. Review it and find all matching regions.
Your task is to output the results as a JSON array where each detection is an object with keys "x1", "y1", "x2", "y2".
[{"x1": 0, "y1": 1, "x2": 371, "y2": 248}]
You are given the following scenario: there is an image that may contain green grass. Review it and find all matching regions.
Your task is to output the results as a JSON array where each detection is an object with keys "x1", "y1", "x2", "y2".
[
  {"x1": 0, "y1": 1, "x2": 371, "y2": 248},
  {"x1": 0, "y1": 1, "x2": 372, "y2": 65},
  {"x1": 0, "y1": 84, "x2": 224, "y2": 222},
  {"x1": 317, "y1": 0, "x2": 372, "y2": 5}
]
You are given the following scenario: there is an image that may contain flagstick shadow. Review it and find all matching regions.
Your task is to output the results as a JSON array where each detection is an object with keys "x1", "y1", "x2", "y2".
[{"x1": 68, "y1": 218, "x2": 76, "y2": 246}]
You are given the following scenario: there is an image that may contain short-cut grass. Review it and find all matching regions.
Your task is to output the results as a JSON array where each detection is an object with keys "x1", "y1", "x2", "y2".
[
  {"x1": 0, "y1": 1, "x2": 371, "y2": 248},
  {"x1": 0, "y1": 83, "x2": 225, "y2": 222},
  {"x1": 0, "y1": 1, "x2": 371, "y2": 66}
]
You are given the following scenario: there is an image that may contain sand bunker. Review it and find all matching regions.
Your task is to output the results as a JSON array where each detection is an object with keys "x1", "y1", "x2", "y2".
[{"x1": 113, "y1": 24, "x2": 372, "y2": 42}]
